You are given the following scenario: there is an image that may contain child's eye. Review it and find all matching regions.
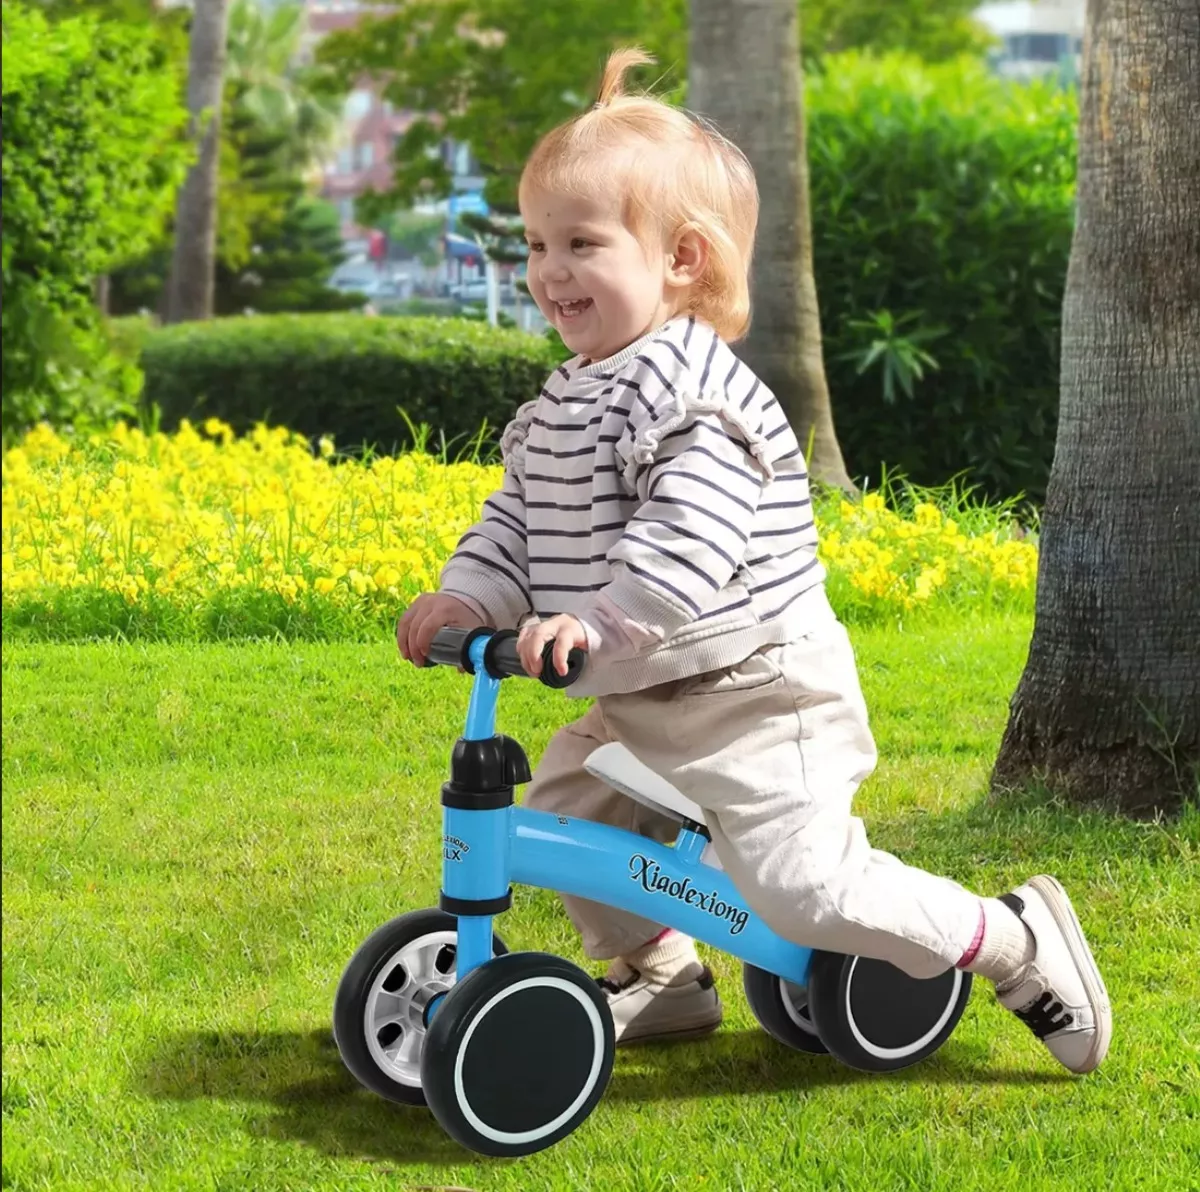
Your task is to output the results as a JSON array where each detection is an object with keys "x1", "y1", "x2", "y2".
[
  {"x1": 526, "y1": 241, "x2": 545, "y2": 254},
  {"x1": 571, "y1": 238, "x2": 594, "y2": 251}
]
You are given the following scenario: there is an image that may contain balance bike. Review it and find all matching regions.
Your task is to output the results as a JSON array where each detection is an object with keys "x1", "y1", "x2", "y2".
[{"x1": 333, "y1": 627, "x2": 972, "y2": 1157}]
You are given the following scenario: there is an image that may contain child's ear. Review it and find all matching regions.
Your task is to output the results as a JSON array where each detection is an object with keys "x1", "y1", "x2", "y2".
[{"x1": 666, "y1": 223, "x2": 709, "y2": 290}]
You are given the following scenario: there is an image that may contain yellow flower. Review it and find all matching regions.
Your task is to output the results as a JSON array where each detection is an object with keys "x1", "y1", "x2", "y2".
[{"x1": 1, "y1": 419, "x2": 1038, "y2": 630}]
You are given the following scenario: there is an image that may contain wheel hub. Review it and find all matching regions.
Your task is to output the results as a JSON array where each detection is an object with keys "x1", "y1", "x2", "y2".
[{"x1": 363, "y1": 931, "x2": 459, "y2": 1086}]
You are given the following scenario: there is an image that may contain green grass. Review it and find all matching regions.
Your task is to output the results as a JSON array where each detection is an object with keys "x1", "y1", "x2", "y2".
[{"x1": 3, "y1": 614, "x2": 1197, "y2": 1191}]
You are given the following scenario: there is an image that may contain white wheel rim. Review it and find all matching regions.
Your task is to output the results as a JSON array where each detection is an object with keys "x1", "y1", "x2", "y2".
[
  {"x1": 843, "y1": 958, "x2": 964, "y2": 1060},
  {"x1": 364, "y1": 930, "x2": 460, "y2": 1086},
  {"x1": 453, "y1": 977, "x2": 606, "y2": 1145},
  {"x1": 778, "y1": 979, "x2": 821, "y2": 1036}
]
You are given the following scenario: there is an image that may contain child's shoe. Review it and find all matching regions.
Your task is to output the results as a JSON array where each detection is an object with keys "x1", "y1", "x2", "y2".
[
  {"x1": 598, "y1": 960, "x2": 724, "y2": 1046},
  {"x1": 995, "y1": 875, "x2": 1112, "y2": 1074}
]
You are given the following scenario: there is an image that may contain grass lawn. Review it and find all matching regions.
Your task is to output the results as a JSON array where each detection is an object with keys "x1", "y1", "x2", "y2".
[{"x1": 3, "y1": 614, "x2": 1197, "y2": 1192}]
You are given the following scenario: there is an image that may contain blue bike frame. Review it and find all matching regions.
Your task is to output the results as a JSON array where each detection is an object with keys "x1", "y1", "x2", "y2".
[{"x1": 438, "y1": 635, "x2": 815, "y2": 994}]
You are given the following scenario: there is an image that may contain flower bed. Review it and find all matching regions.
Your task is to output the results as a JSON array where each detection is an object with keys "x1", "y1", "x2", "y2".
[{"x1": 2, "y1": 421, "x2": 1036, "y2": 640}]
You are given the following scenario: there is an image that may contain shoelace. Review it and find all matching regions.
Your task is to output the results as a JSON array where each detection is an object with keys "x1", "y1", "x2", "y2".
[{"x1": 1013, "y1": 990, "x2": 1075, "y2": 1038}]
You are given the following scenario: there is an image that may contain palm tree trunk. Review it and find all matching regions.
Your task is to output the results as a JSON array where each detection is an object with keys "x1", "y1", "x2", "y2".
[
  {"x1": 687, "y1": 0, "x2": 855, "y2": 492},
  {"x1": 165, "y1": 0, "x2": 231, "y2": 324},
  {"x1": 992, "y1": 0, "x2": 1200, "y2": 817}
]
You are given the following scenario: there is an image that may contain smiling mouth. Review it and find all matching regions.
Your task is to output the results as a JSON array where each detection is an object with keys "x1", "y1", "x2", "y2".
[{"x1": 554, "y1": 298, "x2": 593, "y2": 320}]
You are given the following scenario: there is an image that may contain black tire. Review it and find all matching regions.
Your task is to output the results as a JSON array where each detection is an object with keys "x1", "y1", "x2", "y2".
[
  {"x1": 421, "y1": 951, "x2": 615, "y2": 1157},
  {"x1": 742, "y1": 963, "x2": 830, "y2": 1055},
  {"x1": 806, "y1": 950, "x2": 972, "y2": 1072},
  {"x1": 333, "y1": 908, "x2": 507, "y2": 1105}
]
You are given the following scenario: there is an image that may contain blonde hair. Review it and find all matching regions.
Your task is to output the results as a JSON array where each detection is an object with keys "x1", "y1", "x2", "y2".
[{"x1": 519, "y1": 48, "x2": 759, "y2": 342}]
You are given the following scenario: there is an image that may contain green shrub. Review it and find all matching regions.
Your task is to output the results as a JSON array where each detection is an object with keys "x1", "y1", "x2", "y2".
[
  {"x1": 1, "y1": 1, "x2": 190, "y2": 440},
  {"x1": 808, "y1": 52, "x2": 1077, "y2": 502},
  {"x1": 139, "y1": 315, "x2": 562, "y2": 450}
]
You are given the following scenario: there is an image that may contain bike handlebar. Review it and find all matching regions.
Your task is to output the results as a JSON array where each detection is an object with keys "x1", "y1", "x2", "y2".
[{"x1": 424, "y1": 626, "x2": 586, "y2": 689}]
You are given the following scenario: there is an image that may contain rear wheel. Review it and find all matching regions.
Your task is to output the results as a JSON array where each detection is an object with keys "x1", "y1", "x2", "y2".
[
  {"x1": 742, "y1": 963, "x2": 829, "y2": 1055},
  {"x1": 806, "y1": 951, "x2": 972, "y2": 1072}
]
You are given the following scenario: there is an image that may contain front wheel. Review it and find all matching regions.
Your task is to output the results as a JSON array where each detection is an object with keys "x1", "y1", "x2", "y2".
[
  {"x1": 333, "y1": 908, "x2": 507, "y2": 1105},
  {"x1": 421, "y1": 951, "x2": 615, "y2": 1157}
]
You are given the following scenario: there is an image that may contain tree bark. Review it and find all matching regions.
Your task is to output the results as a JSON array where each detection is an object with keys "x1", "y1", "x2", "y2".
[
  {"x1": 165, "y1": 0, "x2": 231, "y2": 324},
  {"x1": 687, "y1": 0, "x2": 855, "y2": 492},
  {"x1": 992, "y1": 0, "x2": 1200, "y2": 817}
]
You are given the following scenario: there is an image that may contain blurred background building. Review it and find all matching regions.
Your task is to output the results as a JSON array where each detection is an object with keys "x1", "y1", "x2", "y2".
[{"x1": 977, "y1": 0, "x2": 1084, "y2": 80}]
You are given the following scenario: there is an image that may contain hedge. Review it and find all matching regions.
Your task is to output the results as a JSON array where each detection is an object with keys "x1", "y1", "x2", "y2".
[
  {"x1": 140, "y1": 315, "x2": 562, "y2": 451},
  {"x1": 808, "y1": 52, "x2": 1077, "y2": 502}
]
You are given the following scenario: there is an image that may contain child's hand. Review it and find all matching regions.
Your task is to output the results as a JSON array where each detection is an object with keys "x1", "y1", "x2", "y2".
[
  {"x1": 396, "y1": 593, "x2": 486, "y2": 667},
  {"x1": 517, "y1": 614, "x2": 588, "y2": 678}
]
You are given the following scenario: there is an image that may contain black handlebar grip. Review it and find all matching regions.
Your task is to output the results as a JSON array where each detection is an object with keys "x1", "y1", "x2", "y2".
[
  {"x1": 425, "y1": 625, "x2": 586, "y2": 686},
  {"x1": 424, "y1": 625, "x2": 473, "y2": 668},
  {"x1": 480, "y1": 630, "x2": 585, "y2": 687},
  {"x1": 537, "y1": 640, "x2": 586, "y2": 688},
  {"x1": 479, "y1": 630, "x2": 525, "y2": 677}
]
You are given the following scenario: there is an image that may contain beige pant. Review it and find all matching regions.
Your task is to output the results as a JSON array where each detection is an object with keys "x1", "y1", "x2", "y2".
[{"x1": 523, "y1": 611, "x2": 983, "y2": 979}]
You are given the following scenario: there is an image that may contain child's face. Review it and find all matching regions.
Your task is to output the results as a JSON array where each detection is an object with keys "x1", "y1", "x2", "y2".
[{"x1": 520, "y1": 187, "x2": 679, "y2": 362}]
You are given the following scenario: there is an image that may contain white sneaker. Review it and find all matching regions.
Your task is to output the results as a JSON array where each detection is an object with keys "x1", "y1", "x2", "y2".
[
  {"x1": 598, "y1": 964, "x2": 724, "y2": 1046},
  {"x1": 996, "y1": 875, "x2": 1112, "y2": 1074}
]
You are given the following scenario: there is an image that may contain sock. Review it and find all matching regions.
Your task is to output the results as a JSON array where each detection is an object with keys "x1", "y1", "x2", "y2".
[
  {"x1": 959, "y1": 898, "x2": 1036, "y2": 986},
  {"x1": 606, "y1": 928, "x2": 703, "y2": 988}
]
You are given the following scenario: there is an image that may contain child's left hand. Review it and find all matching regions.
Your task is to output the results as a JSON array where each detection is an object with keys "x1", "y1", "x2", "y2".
[{"x1": 517, "y1": 614, "x2": 589, "y2": 678}]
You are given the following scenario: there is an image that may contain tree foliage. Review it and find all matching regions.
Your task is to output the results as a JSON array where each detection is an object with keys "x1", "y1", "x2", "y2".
[
  {"x1": 318, "y1": 0, "x2": 687, "y2": 211},
  {"x1": 317, "y1": 0, "x2": 994, "y2": 210},
  {"x1": 107, "y1": 0, "x2": 352, "y2": 319},
  {"x1": 110, "y1": 89, "x2": 356, "y2": 317},
  {"x1": 800, "y1": 0, "x2": 994, "y2": 62},
  {"x1": 2, "y1": 0, "x2": 191, "y2": 436},
  {"x1": 225, "y1": 0, "x2": 342, "y2": 174}
]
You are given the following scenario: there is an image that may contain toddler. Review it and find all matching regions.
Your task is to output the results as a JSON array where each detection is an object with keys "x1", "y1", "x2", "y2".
[{"x1": 398, "y1": 49, "x2": 1111, "y2": 1073}]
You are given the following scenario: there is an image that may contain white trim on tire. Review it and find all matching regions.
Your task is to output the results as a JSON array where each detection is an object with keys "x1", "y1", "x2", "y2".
[
  {"x1": 778, "y1": 979, "x2": 821, "y2": 1036},
  {"x1": 452, "y1": 977, "x2": 606, "y2": 1145},
  {"x1": 843, "y1": 958, "x2": 964, "y2": 1060}
]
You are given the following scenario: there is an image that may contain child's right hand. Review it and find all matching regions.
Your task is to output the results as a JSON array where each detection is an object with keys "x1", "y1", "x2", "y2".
[{"x1": 396, "y1": 593, "x2": 486, "y2": 667}]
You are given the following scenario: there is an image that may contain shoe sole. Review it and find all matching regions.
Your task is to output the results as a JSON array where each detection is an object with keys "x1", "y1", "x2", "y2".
[
  {"x1": 1028, "y1": 874, "x2": 1112, "y2": 1073},
  {"x1": 615, "y1": 1015, "x2": 724, "y2": 1048}
]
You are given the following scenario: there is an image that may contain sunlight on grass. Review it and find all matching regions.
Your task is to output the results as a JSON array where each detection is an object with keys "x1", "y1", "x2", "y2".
[{"x1": 3, "y1": 616, "x2": 1198, "y2": 1190}]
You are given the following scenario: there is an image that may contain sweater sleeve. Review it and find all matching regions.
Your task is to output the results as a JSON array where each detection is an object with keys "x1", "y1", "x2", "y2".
[
  {"x1": 438, "y1": 402, "x2": 535, "y2": 629},
  {"x1": 596, "y1": 344, "x2": 773, "y2": 640}
]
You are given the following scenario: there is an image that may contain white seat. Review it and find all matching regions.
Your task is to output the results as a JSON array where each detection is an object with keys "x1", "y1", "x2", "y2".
[
  {"x1": 583, "y1": 742, "x2": 706, "y2": 825},
  {"x1": 583, "y1": 743, "x2": 723, "y2": 870}
]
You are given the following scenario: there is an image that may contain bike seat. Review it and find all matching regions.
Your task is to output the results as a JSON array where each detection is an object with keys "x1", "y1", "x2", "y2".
[{"x1": 583, "y1": 743, "x2": 707, "y2": 826}]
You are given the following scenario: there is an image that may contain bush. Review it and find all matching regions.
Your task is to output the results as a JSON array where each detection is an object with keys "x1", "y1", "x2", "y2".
[
  {"x1": 808, "y1": 52, "x2": 1077, "y2": 502},
  {"x1": 139, "y1": 315, "x2": 562, "y2": 450},
  {"x1": 1, "y1": 2, "x2": 190, "y2": 440}
]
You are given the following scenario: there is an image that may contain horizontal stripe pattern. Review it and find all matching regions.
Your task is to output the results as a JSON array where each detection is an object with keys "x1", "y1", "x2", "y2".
[{"x1": 440, "y1": 316, "x2": 824, "y2": 640}]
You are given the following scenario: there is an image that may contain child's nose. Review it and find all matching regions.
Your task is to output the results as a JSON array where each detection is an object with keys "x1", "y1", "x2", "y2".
[{"x1": 539, "y1": 254, "x2": 571, "y2": 284}]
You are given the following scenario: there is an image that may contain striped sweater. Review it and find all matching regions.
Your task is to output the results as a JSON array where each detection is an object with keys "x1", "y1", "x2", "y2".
[{"x1": 439, "y1": 315, "x2": 829, "y2": 697}]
